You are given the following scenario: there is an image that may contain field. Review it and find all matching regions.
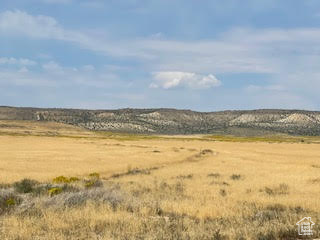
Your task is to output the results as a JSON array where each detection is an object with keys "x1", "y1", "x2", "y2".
[{"x1": 0, "y1": 120, "x2": 320, "y2": 239}]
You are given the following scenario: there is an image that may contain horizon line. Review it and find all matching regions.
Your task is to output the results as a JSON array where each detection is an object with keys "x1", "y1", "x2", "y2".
[{"x1": 1, "y1": 105, "x2": 319, "y2": 114}]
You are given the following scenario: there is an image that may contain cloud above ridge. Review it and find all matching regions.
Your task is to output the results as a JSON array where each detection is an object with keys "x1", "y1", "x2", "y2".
[{"x1": 150, "y1": 71, "x2": 221, "y2": 89}]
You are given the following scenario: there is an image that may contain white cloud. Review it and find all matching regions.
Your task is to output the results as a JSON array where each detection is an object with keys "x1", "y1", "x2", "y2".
[
  {"x1": 0, "y1": 69, "x2": 55, "y2": 87},
  {"x1": 0, "y1": 10, "x2": 286, "y2": 73},
  {"x1": 0, "y1": 10, "x2": 62, "y2": 38},
  {"x1": 2, "y1": 10, "x2": 320, "y2": 106},
  {"x1": 2, "y1": 10, "x2": 319, "y2": 75},
  {"x1": 151, "y1": 72, "x2": 221, "y2": 89},
  {"x1": 42, "y1": 61, "x2": 64, "y2": 73},
  {"x1": 18, "y1": 67, "x2": 29, "y2": 73},
  {"x1": 0, "y1": 57, "x2": 124, "y2": 89},
  {"x1": 0, "y1": 10, "x2": 142, "y2": 58},
  {"x1": 0, "y1": 57, "x2": 37, "y2": 66}
]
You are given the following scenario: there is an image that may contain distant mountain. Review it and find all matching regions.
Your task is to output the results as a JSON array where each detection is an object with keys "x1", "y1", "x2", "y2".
[{"x1": 1, "y1": 106, "x2": 320, "y2": 136}]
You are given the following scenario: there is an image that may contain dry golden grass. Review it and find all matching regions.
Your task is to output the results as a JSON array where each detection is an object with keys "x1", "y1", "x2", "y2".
[{"x1": 0, "y1": 120, "x2": 320, "y2": 239}]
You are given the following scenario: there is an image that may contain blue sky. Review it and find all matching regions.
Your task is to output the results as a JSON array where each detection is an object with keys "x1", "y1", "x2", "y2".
[{"x1": 1, "y1": 0, "x2": 320, "y2": 111}]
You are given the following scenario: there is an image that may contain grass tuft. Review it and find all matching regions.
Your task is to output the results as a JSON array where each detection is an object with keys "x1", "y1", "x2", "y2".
[
  {"x1": 230, "y1": 174, "x2": 242, "y2": 180},
  {"x1": 208, "y1": 173, "x2": 221, "y2": 178},
  {"x1": 89, "y1": 172, "x2": 100, "y2": 179},
  {"x1": 262, "y1": 184, "x2": 289, "y2": 196}
]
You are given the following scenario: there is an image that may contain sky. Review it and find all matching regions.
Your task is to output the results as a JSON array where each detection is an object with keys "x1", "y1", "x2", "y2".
[{"x1": 1, "y1": 0, "x2": 320, "y2": 111}]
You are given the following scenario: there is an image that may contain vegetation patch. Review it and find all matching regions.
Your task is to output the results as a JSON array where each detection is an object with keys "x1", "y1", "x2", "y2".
[
  {"x1": 311, "y1": 164, "x2": 320, "y2": 168},
  {"x1": 230, "y1": 174, "x2": 242, "y2": 180},
  {"x1": 210, "y1": 181, "x2": 230, "y2": 186},
  {"x1": 261, "y1": 184, "x2": 290, "y2": 196},
  {"x1": 0, "y1": 183, "x2": 11, "y2": 189},
  {"x1": 111, "y1": 167, "x2": 159, "y2": 178},
  {"x1": 84, "y1": 179, "x2": 103, "y2": 189},
  {"x1": 200, "y1": 149, "x2": 214, "y2": 154},
  {"x1": 89, "y1": 172, "x2": 100, "y2": 179},
  {"x1": 52, "y1": 176, "x2": 80, "y2": 184},
  {"x1": 208, "y1": 173, "x2": 221, "y2": 178},
  {"x1": 0, "y1": 191, "x2": 22, "y2": 214},
  {"x1": 14, "y1": 178, "x2": 39, "y2": 193},
  {"x1": 310, "y1": 178, "x2": 320, "y2": 184},
  {"x1": 205, "y1": 135, "x2": 318, "y2": 144},
  {"x1": 0, "y1": 176, "x2": 319, "y2": 239},
  {"x1": 176, "y1": 174, "x2": 193, "y2": 179},
  {"x1": 48, "y1": 187, "x2": 63, "y2": 197},
  {"x1": 219, "y1": 189, "x2": 227, "y2": 197},
  {"x1": 69, "y1": 177, "x2": 80, "y2": 182},
  {"x1": 53, "y1": 176, "x2": 71, "y2": 184}
]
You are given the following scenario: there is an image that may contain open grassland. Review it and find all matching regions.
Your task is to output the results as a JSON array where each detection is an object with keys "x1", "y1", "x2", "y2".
[{"x1": 0, "y1": 121, "x2": 320, "y2": 239}]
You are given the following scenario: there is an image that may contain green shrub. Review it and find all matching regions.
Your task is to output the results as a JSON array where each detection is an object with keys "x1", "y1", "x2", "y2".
[
  {"x1": 0, "y1": 191, "x2": 22, "y2": 214},
  {"x1": 13, "y1": 178, "x2": 38, "y2": 193},
  {"x1": 53, "y1": 176, "x2": 70, "y2": 184},
  {"x1": 69, "y1": 177, "x2": 80, "y2": 182},
  {"x1": 6, "y1": 198, "x2": 16, "y2": 206},
  {"x1": 52, "y1": 176, "x2": 80, "y2": 184},
  {"x1": 48, "y1": 187, "x2": 63, "y2": 197},
  {"x1": 84, "y1": 179, "x2": 102, "y2": 189},
  {"x1": 89, "y1": 172, "x2": 100, "y2": 179}
]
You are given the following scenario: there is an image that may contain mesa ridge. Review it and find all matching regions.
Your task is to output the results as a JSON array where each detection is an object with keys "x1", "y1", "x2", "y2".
[{"x1": 1, "y1": 106, "x2": 320, "y2": 136}]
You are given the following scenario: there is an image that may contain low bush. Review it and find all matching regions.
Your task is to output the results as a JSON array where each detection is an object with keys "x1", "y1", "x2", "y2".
[
  {"x1": 277, "y1": 227, "x2": 300, "y2": 240},
  {"x1": 43, "y1": 188, "x2": 124, "y2": 210},
  {"x1": 0, "y1": 190, "x2": 22, "y2": 214},
  {"x1": 52, "y1": 176, "x2": 80, "y2": 184},
  {"x1": 89, "y1": 172, "x2": 100, "y2": 179},
  {"x1": 230, "y1": 174, "x2": 242, "y2": 180},
  {"x1": 201, "y1": 149, "x2": 213, "y2": 154},
  {"x1": 48, "y1": 187, "x2": 63, "y2": 197},
  {"x1": 85, "y1": 179, "x2": 103, "y2": 189},
  {"x1": 13, "y1": 179, "x2": 39, "y2": 193},
  {"x1": 69, "y1": 177, "x2": 80, "y2": 182},
  {"x1": 208, "y1": 173, "x2": 220, "y2": 178},
  {"x1": 53, "y1": 176, "x2": 70, "y2": 184},
  {"x1": 262, "y1": 184, "x2": 289, "y2": 196}
]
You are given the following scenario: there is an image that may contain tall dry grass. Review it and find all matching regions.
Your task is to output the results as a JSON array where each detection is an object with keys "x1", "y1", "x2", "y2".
[{"x1": 0, "y1": 121, "x2": 319, "y2": 239}]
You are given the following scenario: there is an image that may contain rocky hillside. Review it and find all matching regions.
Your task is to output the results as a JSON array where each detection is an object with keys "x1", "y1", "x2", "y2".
[{"x1": 1, "y1": 106, "x2": 320, "y2": 136}]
